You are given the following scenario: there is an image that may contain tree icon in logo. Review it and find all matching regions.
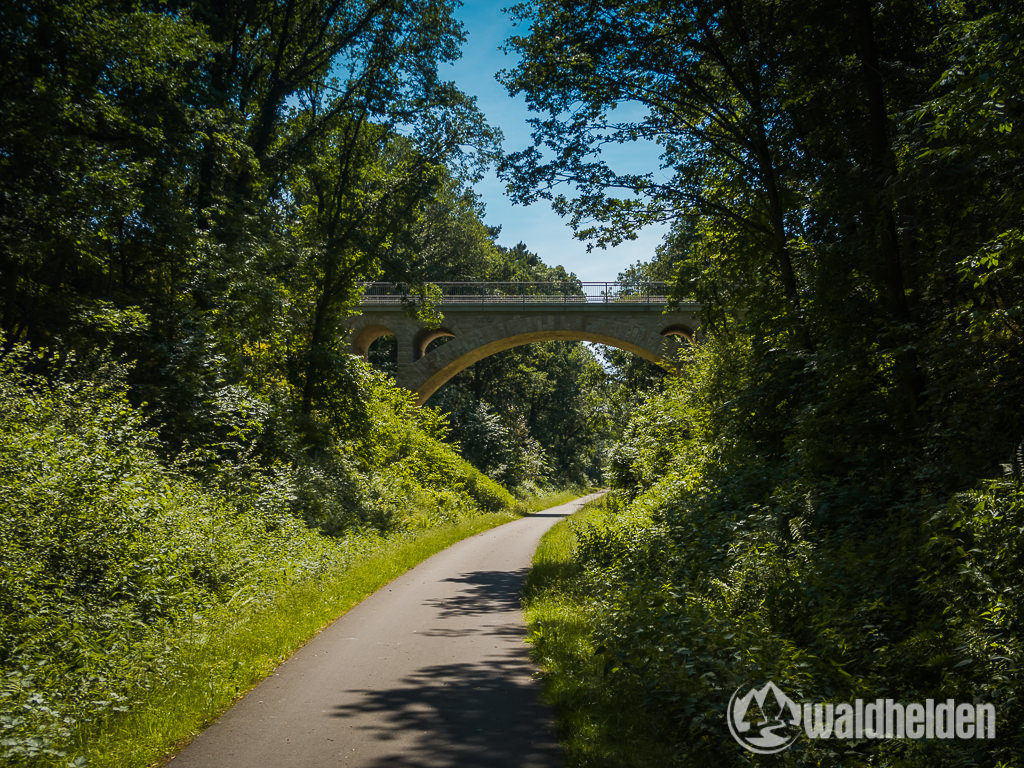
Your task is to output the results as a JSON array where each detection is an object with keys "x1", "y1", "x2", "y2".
[{"x1": 727, "y1": 681, "x2": 802, "y2": 754}]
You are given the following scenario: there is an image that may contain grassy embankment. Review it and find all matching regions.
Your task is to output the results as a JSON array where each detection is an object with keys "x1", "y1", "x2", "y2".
[
  {"x1": 526, "y1": 482, "x2": 1024, "y2": 767},
  {"x1": 86, "y1": 487, "x2": 582, "y2": 768},
  {"x1": 0, "y1": 347, "x2": 592, "y2": 768},
  {"x1": 523, "y1": 494, "x2": 672, "y2": 768},
  {"x1": 515, "y1": 487, "x2": 595, "y2": 515}
]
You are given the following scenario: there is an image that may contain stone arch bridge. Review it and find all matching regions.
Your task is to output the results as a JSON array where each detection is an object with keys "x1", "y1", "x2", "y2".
[{"x1": 347, "y1": 282, "x2": 700, "y2": 405}]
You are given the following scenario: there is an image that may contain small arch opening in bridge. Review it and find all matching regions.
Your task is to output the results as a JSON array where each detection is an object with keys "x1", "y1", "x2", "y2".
[
  {"x1": 660, "y1": 325, "x2": 694, "y2": 363},
  {"x1": 415, "y1": 327, "x2": 455, "y2": 360},
  {"x1": 352, "y1": 324, "x2": 395, "y2": 358},
  {"x1": 660, "y1": 324, "x2": 693, "y2": 341},
  {"x1": 367, "y1": 336, "x2": 397, "y2": 376},
  {"x1": 352, "y1": 324, "x2": 398, "y2": 376}
]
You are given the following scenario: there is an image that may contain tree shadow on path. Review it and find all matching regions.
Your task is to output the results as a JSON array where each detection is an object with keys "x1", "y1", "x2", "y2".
[
  {"x1": 425, "y1": 568, "x2": 530, "y2": 618},
  {"x1": 331, "y1": 655, "x2": 561, "y2": 768}
]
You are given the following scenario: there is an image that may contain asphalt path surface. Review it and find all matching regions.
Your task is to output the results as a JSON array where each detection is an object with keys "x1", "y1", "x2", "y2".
[{"x1": 169, "y1": 492, "x2": 602, "y2": 768}]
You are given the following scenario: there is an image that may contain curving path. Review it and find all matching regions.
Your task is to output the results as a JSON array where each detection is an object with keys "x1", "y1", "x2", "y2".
[{"x1": 169, "y1": 493, "x2": 602, "y2": 768}]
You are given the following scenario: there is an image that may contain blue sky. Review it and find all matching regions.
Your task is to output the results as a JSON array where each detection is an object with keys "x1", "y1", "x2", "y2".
[{"x1": 442, "y1": 1, "x2": 667, "y2": 282}]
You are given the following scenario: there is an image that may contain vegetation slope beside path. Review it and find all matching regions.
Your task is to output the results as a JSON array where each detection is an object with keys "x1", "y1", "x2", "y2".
[{"x1": 168, "y1": 492, "x2": 604, "y2": 768}]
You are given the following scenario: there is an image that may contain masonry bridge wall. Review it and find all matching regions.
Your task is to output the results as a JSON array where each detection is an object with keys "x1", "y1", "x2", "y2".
[{"x1": 348, "y1": 303, "x2": 700, "y2": 405}]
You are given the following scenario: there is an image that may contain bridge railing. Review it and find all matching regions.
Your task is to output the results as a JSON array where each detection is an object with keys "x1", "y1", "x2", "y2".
[{"x1": 359, "y1": 282, "x2": 669, "y2": 305}]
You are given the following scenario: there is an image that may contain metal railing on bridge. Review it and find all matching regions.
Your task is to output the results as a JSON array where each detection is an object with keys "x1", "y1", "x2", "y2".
[{"x1": 359, "y1": 281, "x2": 669, "y2": 305}]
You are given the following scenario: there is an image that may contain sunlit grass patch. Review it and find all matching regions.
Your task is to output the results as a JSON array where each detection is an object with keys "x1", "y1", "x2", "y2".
[
  {"x1": 74, "y1": 487, "x2": 588, "y2": 768},
  {"x1": 515, "y1": 485, "x2": 599, "y2": 516},
  {"x1": 77, "y1": 508, "x2": 524, "y2": 767},
  {"x1": 523, "y1": 495, "x2": 676, "y2": 768}
]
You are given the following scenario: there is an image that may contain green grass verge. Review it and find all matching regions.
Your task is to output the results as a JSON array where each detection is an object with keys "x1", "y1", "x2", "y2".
[
  {"x1": 76, "y1": 488, "x2": 585, "y2": 768},
  {"x1": 515, "y1": 486, "x2": 599, "y2": 515},
  {"x1": 523, "y1": 494, "x2": 675, "y2": 768}
]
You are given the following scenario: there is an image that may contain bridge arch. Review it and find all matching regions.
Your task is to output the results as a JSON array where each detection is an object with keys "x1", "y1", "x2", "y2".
[
  {"x1": 416, "y1": 328, "x2": 669, "y2": 404},
  {"x1": 414, "y1": 327, "x2": 456, "y2": 360},
  {"x1": 661, "y1": 324, "x2": 693, "y2": 340},
  {"x1": 349, "y1": 305, "x2": 700, "y2": 406},
  {"x1": 351, "y1": 324, "x2": 395, "y2": 357}
]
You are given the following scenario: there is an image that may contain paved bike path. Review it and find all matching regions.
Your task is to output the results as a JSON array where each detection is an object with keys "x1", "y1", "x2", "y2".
[{"x1": 169, "y1": 493, "x2": 601, "y2": 768}]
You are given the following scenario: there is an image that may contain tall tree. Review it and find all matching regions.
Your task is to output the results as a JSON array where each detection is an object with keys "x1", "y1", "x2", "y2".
[
  {"x1": 501, "y1": 0, "x2": 1023, "y2": 503},
  {"x1": 0, "y1": 0, "x2": 498, "y2": 452},
  {"x1": 500, "y1": 0, "x2": 812, "y2": 345}
]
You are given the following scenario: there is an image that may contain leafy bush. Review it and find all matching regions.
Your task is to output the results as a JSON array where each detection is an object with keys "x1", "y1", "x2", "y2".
[
  {"x1": 0, "y1": 354, "x2": 328, "y2": 761},
  {"x1": 541, "y1": 331, "x2": 1024, "y2": 767},
  {"x1": 0, "y1": 347, "x2": 513, "y2": 764}
]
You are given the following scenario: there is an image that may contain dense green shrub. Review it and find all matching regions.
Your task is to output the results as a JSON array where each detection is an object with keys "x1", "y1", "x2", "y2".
[
  {"x1": 0, "y1": 348, "x2": 513, "y2": 764},
  {"x1": 561, "y1": 336, "x2": 1024, "y2": 766},
  {"x1": 520, "y1": 324, "x2": 1022, "y2": 766},
  {"x1": 569, "y1": 481, "x2": 1023, "y2": 766},
  {"x1": 0, "y1": 355, "x2": 327, "y2": 761}
]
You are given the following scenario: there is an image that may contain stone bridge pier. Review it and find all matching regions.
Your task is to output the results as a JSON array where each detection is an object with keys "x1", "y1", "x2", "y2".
[{"x1": 347, "y1": 287, "x2": 700, "y2": 404}]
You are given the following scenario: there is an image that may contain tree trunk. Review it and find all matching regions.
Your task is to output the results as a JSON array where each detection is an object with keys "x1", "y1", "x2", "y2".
[{"x1": 851, "y1": 0, "x2": 925, "y2": 425}]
